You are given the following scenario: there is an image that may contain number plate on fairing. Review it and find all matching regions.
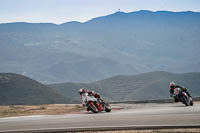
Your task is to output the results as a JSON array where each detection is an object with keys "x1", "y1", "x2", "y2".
[{"x1": 174, "y1": 88, "x2": 181, "y2": 95}]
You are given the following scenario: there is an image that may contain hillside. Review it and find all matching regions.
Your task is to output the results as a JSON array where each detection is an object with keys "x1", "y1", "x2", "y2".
[
  {"x1": 49, "y1": 71, "x2": 200, "y2": 102},
  {"x1": 0, "y1": 10, "x2": 200, "y2": 83},
  {"x1": 0, "y1": 73, "x2": 72, "y2": 105}
]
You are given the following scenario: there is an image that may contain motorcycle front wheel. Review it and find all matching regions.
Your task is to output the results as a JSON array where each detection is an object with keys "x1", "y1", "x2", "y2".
[
  {"x1": 181, "y1": 95, "x2": 189, "y2": 106},
  {"x1": 189, "y1": 97, "x2": 194, "y2": 106},
  {"x1": 87, "y1": 102, "x2": 98, "y2": 113}
]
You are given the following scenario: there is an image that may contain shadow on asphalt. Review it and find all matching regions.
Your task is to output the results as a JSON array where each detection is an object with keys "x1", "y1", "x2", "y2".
[
  {"x1": 172, "y1": 104, "x2": 194, "y2": 107},
  {"x1": 173, "y1": 105, "x2": 188, "y2": 107}
]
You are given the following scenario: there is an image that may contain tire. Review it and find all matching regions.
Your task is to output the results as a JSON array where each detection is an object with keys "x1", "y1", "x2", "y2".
[
  {"x1": 181, "y1": 95, "x2": 189, "y2": 106},
  {"x1": 190, "y1": 101, "x2": 194, "y2": 106},
  {"x1": 87, "y1": 102, "x2": 98, "y2": 113},
  {"x1": 189, "y1": 97, "x2": 194, "y2": 106},
  {"x1": 105, "y1": 103, "x2": 111, "y2": 112}
]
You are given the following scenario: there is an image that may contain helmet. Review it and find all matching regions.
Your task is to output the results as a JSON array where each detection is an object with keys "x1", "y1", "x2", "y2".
[
  {"x1": 79, "y1": 88, "x2": 86, "y2": 95},
  {"x1": 169, "y1": 82, "x2": 175, "y2": 87}
]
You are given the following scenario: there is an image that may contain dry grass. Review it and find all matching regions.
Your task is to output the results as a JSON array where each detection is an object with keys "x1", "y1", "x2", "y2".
[
  {"x1": 78, "y1": 128, "x2": 200, "y2": 133},
  {"x1": 0, "y1": 104, "x2": 84, "y2": 118}
]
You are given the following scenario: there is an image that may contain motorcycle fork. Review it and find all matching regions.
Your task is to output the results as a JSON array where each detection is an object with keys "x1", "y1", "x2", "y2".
[
  {"x1": 90, "y1": 101, "x2": 95, "y2": 107},
  {"x1": 183, "y1": 92, "x2": 188, "y2": 97},
  {"x1": 98, "y1": 103, "x2": 105, "y2": 111}
]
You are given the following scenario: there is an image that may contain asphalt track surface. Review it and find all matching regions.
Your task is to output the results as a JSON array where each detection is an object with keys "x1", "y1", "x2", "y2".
[{"x1": 0, "y1": 103, "x2": 200, "y2": 132}]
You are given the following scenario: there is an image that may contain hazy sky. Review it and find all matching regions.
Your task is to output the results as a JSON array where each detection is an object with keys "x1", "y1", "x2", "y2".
[{"x1": 0, "y1": 0, "x2": 199, "y2": 24}]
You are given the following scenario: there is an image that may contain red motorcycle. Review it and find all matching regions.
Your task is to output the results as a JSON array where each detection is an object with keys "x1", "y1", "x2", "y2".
[{"x1": 82, "y1": 93, "x2": 111, "y2": 113}]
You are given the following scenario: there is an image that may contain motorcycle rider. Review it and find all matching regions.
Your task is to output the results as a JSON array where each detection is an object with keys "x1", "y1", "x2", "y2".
[
  {"x1": 79, "y1": 88, "x2": 104, "y2": 106},
  {"x1": 169, "y1": 82, "x2": 192, "y2": 102}
]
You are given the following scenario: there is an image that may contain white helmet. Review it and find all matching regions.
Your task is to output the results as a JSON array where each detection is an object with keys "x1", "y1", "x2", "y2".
[
  {"x1": 79, "y1": 88, "x2": 86, "y2": 94},
  {"x1": 169, "y1": 82, "x2": 175, "y2": 87}
]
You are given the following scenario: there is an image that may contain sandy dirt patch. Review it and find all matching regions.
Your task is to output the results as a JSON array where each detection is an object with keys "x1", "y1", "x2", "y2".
[{"x1": 0, "y1": 104, "x2": 84, "y2": 118}]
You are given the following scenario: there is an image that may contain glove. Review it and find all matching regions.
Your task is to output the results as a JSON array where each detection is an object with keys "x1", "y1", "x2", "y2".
[
  {"x1": 170, "y1": 93, "x2": 175, "y2": 98},
  {"x1": 82, "y1": 101, "x2": 86, "y2": 107},
  {"x1": 100, "y1": 98, "x2": 104, "y2": 102}
]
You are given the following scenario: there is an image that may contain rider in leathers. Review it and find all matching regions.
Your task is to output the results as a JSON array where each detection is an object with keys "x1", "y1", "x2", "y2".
[
  {"x1": 169, "y1": 82, "x2": 192, "y2": 102},
  {"x1": 79, "y1": 88, "x2": 104, "y2": 107}
]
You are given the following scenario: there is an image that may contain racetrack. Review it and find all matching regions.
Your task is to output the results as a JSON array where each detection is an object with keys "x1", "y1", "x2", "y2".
[{"x1": 0, "y1": 102, "x2": 200, "y2": 132}]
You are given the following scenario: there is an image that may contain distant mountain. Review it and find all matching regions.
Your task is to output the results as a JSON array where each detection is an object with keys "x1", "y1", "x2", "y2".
[
  {"x1": 1, "y1": 72, "x2": 199, "y2": 105},
  {"x1": 0, "y1": 10, "x2": 200, "y2": 83},
  {"x1": 0, "y1": 73, "x2": 74, "y2": 105},
  {"x1": 49, "y1": 71, "x2": 200, "y2": 102}
]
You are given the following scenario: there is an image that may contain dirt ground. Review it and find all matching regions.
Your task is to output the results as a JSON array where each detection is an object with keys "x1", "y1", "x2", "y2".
[{"x1": 0, "y1": 104, "x2": 84, "y2": 118}]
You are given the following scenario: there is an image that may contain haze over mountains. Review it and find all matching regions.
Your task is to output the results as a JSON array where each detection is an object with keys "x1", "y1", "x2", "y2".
[
  {"x1": 1, "y1": 71, "x2": 200, "y2": 105},
  {"x1": 50, "y1": 71, "x2": 200, "y2": 102},
  {"x1": 0, "y1": 10, "x2": 200, "y2": 83}
]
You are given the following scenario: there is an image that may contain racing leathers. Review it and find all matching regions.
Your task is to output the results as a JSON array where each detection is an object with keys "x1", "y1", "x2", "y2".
[
  {"x1": 170, "y1": 85, "x2": 191, "y2": 102},
  {"x1": 79, "y1": 89, "x2": 104, "y2": 106}
]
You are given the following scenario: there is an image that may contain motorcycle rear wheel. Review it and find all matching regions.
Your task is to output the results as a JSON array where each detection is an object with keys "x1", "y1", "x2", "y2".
[{"x1": 105, "y1": 103, "x2": 111, "y2": 112}]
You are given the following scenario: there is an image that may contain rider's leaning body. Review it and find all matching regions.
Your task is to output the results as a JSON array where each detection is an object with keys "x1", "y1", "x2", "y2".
[
  {"x1": 169, "y1": 82, "x2": 192, "y2": 102},
  {"x1": 79, "y1": 88, "x2": 104, "y2": 105}
]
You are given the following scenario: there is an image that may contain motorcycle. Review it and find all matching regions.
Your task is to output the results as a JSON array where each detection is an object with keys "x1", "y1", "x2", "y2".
[
  {"x1": 173, "y1": 87, "x2": 193, "y2": 106},
  {"x1": 81, "y1": 93, "x2": 111, "y2": 113}
]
